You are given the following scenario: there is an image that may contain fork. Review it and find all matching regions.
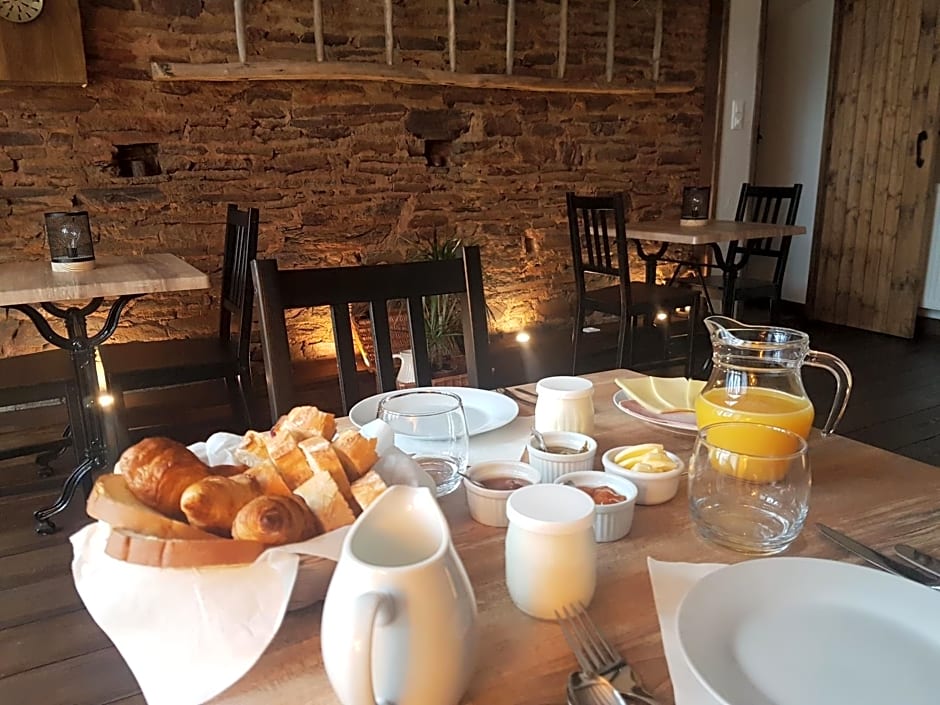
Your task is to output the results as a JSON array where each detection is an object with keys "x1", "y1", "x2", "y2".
[
  {"x1": 567, "y1": 671, "x2": 627, "y2": 705},
  {"x1": 556, "y1": 603, "x2": 661, "y2": 705}
]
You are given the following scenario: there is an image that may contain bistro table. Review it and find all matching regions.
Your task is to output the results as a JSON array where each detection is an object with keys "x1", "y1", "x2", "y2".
[
  {"x1": 209, "y1": 368, "x2": 940, "y2": 705},
  {"x1": 0, "y1": 254, "x2": 209, "y2": 534},
  {"x1": 628, "y1": 220, "x2": 806, "y2": 315}
]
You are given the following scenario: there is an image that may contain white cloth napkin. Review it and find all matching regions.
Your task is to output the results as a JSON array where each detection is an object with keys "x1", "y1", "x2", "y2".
[
  {"x1": 468, "y1": 415, "x2": 532, "y2": 466},
  {"x1": 71, "y1": 420, "x2": 430, "y2": 705},
  {"x1": 647, "y1": 558, "x2": 727, "y2": 705}
]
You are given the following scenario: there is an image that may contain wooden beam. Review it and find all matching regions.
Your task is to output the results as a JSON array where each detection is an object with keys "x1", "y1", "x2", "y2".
[
  {"x1": 313, "y1": 0, "x2": 324, "y2": 62},
  {"x1": 558, "y1": 0, "x2": 568, "y2": 79},
  {"x1": 233, "y1": 0, "x2": 247, "y2": 64},
  {"x1": 384, "y1": 0, "x2": 394, "y2": 65},
  {"x1": 652, "y1": 0, "x2": 663, "y2": 82},
  {"x1": 605, "y1": 0, "x2": 616, "y2": 83},
  {"x1": 448, "y1": 0, "x2": 456, "y2": 72},
  {"x1": 506, "y1": 0, "x2": 516, "y2": 75},
  {"x1": 150, "y1": 59, "x2": 696, "y2": 95}
]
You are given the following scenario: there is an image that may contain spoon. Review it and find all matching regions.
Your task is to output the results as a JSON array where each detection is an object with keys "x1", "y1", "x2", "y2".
[
  {"x1": 457, "y1": 471, "x2": 488, "y2": 489},
  {"x1": 530, "y1": 428, "x2": 549, "y2": 451},
  {"x1": 567, "y1": 671, "x2": 627, "y2": 705}
]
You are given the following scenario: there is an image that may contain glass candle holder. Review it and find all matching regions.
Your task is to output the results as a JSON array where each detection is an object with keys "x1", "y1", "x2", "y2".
[{"x1": 44, "y1": 211, "x2": 96, "y2": 272}]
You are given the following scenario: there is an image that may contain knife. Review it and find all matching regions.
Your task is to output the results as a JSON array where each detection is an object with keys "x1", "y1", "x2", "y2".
[
  {"x1": 816, "y1": 523, "x2": 940, "y2": 588},
  {"x1": 895, "y1": 544, "x2": 940, "y2": 580}
]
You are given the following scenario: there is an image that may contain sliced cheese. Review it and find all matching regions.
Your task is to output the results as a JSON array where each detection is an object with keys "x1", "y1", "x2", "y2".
[
  {"x1": 615, "y1": 377, "x2": 674, "y2": 414},
  {"x1": 617, "y1": 376, "x2": 704, "y2": 414},
  {"x1": 650, "y1": 377, "x2": 694, "y2": 410}
]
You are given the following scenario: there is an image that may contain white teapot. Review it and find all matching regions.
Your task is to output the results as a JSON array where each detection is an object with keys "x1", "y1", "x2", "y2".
[
  {"x1": 393, "y1": 348, "x2": 416, "y2": 387},
  {"x1": 321, "y1": 485, "x2": 478, "y2": 705}
]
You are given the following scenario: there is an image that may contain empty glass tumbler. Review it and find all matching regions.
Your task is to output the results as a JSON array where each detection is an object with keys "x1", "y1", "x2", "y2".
[
  {"x1": 688, "y1": 422, "x2": 810, "y2": 555},
  {"x1": 377, "y1": 390, "x2": 469, "y2": 497}
]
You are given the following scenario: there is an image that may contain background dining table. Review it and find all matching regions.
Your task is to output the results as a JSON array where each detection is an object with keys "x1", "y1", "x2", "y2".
[
  {"x1": 627, "y1": 220, "x2": 807, "y2": 314},
  {"x1": 208, "y1": 368, "x2": 940, "y2": 705},
  {"x1": 0, "y1": 254, "x2": 209, "y2": 533}
]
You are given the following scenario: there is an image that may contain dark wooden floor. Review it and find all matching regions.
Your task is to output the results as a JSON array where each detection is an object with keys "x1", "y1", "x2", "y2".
[{"x1": 0, "y1": 312, "x2": 937, "y2": 704}]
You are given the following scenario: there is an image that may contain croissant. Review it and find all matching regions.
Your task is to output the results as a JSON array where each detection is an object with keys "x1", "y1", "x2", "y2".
[
  {"x1": 180, "y1": 475, "x2": 262, "y2": 535},
  {"x1": 231, "y1": 495, "x2": 319, "y2": 545},
  {"x1": 118, "y1": 437, "x2": 211, "y2": 518}
]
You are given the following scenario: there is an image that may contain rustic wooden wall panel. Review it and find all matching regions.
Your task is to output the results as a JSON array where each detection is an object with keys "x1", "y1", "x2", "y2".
[
  {"x1": 0, "y1": 0, "x2": 710, "y2": 359},
  {"x1": 0, "y1": 0, "x2": 86, "y2": 86},
  {"x1": 810, "y1": 0, "x2": 940, "y2": 337}
]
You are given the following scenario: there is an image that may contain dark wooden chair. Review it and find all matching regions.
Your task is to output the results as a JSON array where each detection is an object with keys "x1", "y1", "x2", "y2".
[
  {"x1": 701, "y1": 183, "x2": 802, "y2": 320},
  {"x1": 567, "y1": 192, "x2": 700, "y2": 376},
  {"x1": 251, "y1": 246, "x2": 492, "y2": 422},
  {"x1": 100, "y1": 204, "x2": 259, "y2": 436}
]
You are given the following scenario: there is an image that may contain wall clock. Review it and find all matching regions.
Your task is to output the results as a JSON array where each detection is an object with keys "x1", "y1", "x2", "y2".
[{"x1": 0, "y1": 0, "x2": 44, "y2": 24}]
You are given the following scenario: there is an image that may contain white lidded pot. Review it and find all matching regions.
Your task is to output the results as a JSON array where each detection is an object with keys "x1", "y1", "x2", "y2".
[{"x1": 321, "y1": 485, "x2": 478, "y2": 705}]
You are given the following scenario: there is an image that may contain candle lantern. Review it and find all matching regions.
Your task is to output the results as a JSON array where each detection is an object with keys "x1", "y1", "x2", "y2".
[
  {"x1": 680, "y1": 186, "x2": 711, "y2": 227},
  {"x1": 44, "y1": 211, "x2": 96, "y2": 272}
]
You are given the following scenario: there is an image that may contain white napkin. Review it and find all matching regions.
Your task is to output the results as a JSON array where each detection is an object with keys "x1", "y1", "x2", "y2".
[
  {"x1": 647, "y1": 558, "x2": 726, "y2": 705},
  {"x1": 71, "y1": 420, "x2": 430, "y2": 705},
  {"x1": 468, "y1": 415, "x2": 533, "y2": 466}
]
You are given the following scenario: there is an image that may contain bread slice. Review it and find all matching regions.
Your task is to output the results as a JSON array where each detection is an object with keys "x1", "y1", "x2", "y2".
[
  {"x1": 87, "y1": 474, "x2": 220, "y2": 541},
  {"x1": 244, "y1": 461, "x2": 293, "y2": 497},
  {"x1": 332, "y1": 430, "x2": 379, "y2": 482},
  {"x1": 105, "y1": 527, "x2": 266, "y2": 567},
  {"x1": 293, "y1": 473, "x2": 356, "y2": 532},
  {"x1": 350, "y1": 470, "x2": 388, "y2": 511},
  {"x1": 264, "y1": 431, "x2": 314, "y2": 490},
  {"x1": 299, "y1": 437, "x2": 358, "y2": 513},
  {"x1": 274, "y1": 406, "x2": 337, "y2": 442},
  {"x1": 234, "y1": 430, "x2": 271, "y2": 467}
]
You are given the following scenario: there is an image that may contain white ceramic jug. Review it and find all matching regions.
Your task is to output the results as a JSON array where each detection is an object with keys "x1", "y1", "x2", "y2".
[
  {"x1": 321, "y1": 485, "x2": 478, "y2": 705},
  {"x1": 393, "y1": 349, "x2": 416, "y2": 386}
]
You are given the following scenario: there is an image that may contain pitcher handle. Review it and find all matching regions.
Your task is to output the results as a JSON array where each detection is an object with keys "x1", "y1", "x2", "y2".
[
  {"x1": 349, "y1": 591, "x2": 395, "y2": 705},
  {"x1": 805, "y1": 350, "x2": 853, "y2": 435}
]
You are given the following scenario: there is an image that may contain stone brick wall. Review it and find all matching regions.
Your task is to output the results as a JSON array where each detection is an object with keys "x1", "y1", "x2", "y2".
[{"x1": 0, "y1": 0, "x2": 709, "y2": 360}]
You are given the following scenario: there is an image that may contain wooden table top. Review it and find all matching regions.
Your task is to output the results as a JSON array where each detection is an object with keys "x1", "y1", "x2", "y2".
[
  {"x1": 0, "y1": 254, "x2": 209, "y2": 307},
  {"x1": 628, "y1": 219, "x2": 806, "y2": 246},
  {"x1": 211, "y1": 369, "x2": 940, "y2": 705}
]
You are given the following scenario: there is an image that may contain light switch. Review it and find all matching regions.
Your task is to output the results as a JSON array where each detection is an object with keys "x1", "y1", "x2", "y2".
[{"x1": 730, "y1": 99, "x2": 745, "y2": 131}]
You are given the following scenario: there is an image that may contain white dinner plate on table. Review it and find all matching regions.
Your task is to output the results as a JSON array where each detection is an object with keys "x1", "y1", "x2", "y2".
[
  {"x1": 677, "y1": 557, "x2": 940, "y2": 705},
  {"x1": 349, "y1": 387, "x2": 519, "y2": 436},
  {"x1": 612, "y1": 389, "x2": 697, "y2": 433}
]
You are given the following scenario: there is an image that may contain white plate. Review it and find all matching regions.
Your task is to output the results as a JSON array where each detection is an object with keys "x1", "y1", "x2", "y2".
[
  {"x1": 612, "y1": 389, "x2": 697, "y2": 433},
  {"x1": 349, "y1": 387, "x2": 519, "y2": 437},
  {"x1": 677, "y1": 557, "x2": 940, "y2": 705}
]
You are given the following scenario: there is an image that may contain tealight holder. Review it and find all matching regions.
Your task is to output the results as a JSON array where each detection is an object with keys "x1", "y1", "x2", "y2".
[
  {"x1": 45, "y1": 211, "x2": 96, "y2": 272},
  {"x1": 680, "y1": 186, "x2": 711, "y2": 227}
]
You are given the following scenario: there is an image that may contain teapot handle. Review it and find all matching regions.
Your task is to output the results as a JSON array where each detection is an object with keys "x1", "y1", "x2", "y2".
[
  {"x1": 805, "y1": 350, "x2": 853, "y2": 435},
  {"x1": 349, "y1": 591, "x2": 395, "y2": 705}
]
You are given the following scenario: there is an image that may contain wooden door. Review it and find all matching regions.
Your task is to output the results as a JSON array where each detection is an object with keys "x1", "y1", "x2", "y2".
[{"x1": 808, "y1": 0, "x2": 940, "y2": 337}]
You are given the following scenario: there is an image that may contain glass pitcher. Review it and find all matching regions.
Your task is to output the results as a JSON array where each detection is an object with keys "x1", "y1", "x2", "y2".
[{"x1": 696, "y1": 316, "x2": 852, "y2": 439}]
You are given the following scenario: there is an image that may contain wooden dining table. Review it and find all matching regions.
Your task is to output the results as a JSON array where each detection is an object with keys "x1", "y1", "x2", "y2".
[
  {"x1": 627, "y1": 220, "x2": 807, "y2": 315},
  {"x1": 209, "y1": 368, "x2": 940, "y2": 705},
  {"x1": 0, "y1": 254, "x2": 209, "y2": 534}
]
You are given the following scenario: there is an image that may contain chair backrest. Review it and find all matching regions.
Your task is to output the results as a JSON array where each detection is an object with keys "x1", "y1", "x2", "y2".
[
  {"x1": 566, "y1": 192, "x2": 633, "y2": 306},
  {"x1": 219, "y1": 204, "x2": 260, "y2": 371},
  {"x1": 732, "y1": 183, "x2": 802, "y2": 285},
  {"x1": 250, "y1": 246, "x2": 492, "y2": 421}
]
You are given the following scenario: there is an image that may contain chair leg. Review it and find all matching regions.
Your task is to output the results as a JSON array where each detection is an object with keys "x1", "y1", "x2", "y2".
[
  {"x1": 572, "y1": 302, "x2": 586, "y2": 374},
  {"x1": 695, "y1": 268, "x2": 715, "y2": 316},
  {"x1": 685, "y1": 296, "x2": 700, "y2": 379},
  {"x1": 225, "y1": 373, "x2": 251, "y2": 433},
  {"x1": 36, "y1": 425, "x2": 72, "y2": 477},
  {"x1": 769, "y1": 293, "x2": 781, "y2": 324}
]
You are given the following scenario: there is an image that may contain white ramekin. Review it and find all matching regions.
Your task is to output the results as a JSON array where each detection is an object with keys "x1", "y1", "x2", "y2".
[
  {"x1": 526, "y1": 431, "x2": 598, "y2": 483},
  {"x1": 464, "y1": 461, "x2": 542, "y2": 528},
  {"x1": 554, "y1": 470, "x2": 638, "y2": 542},
  {"x1": 601, "y1": 447, "x2": 685, "y2": 505}
]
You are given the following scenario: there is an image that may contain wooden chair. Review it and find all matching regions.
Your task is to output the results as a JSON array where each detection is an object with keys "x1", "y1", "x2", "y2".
[
  {"x1": 251, "y1": 246, "x2": 492, "y2": 422},
  {"x1": 100, "y1": 204, "x2": 259, "y2": 435},
  {"x1": 567, "y1": 192, "x2": 700, "y2": 376},
  {"x1": 701, "y1": 183, "x2": 802, "y2": 320}
]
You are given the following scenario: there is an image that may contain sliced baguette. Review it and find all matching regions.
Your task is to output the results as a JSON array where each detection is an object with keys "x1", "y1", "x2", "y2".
[
  {"x1": 293, "y1": 473, "x2": 356, "y2": 532},
  {"x1": 235, "y1": 430, "x2": 271, "y2": 467},
  {"x1": 274, "y1": 406, "x2": 337, "y2": 442},
  {"x1": 264, "y1": 432, "x2": 315, "y2": 490},
  {"x1": 332, "y1": 430, "x2": 379, "y2": 482},
  {"x1": 299, "y1": 437, "x2": 358, "y2": 514},
  {"x1": 87, "y1": 474, "x2": 220, "y2": 541},
  {"x1": 244, "y1": 460, "x2": 293, "y2": 497},
  {"x1": 105, "y1": 527, "x2": 266, "y2": 567},
  {"x1": 350, "y1": 470, "x2": 388, "y2": 511}
]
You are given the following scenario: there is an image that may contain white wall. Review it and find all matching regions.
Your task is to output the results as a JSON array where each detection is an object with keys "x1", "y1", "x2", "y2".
[
  {"x1": 754, "y1": 0, "x2": 834, "y2": 303},
  {"x1": 919, "y1": 185, "x2": 940, "y2": 317},
  {"x1": 715, "y1": 0, "x2": 763, "y2": 221}
]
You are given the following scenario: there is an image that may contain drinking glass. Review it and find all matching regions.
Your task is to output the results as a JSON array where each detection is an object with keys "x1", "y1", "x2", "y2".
[
  {"x1": 377, "y1": 390, "x2": 469, "y2": 497},
  {"x1": 688, "y1": 422, "x2": 810, "y2": 555}
]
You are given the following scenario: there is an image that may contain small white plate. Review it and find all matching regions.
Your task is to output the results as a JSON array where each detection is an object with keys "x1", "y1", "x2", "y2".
[
  {"x1": 677, "y1": 557, "x2": 940, "y2": 705},
  {"x1": 612, "y1": 389, "x2": 697, "y2": 433},
  {"x1": 349, "y1": 387, "x2": 519, "y2": 437}
]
